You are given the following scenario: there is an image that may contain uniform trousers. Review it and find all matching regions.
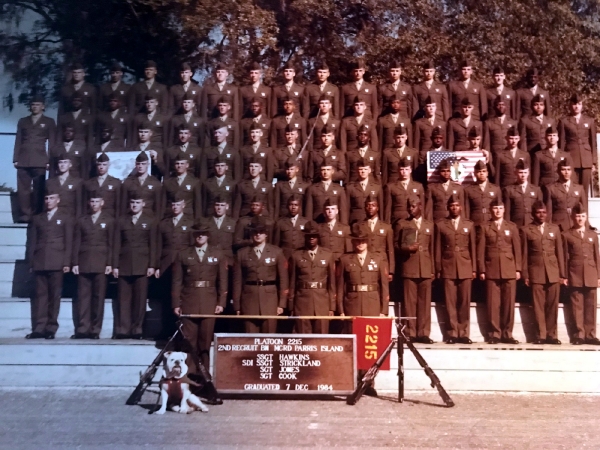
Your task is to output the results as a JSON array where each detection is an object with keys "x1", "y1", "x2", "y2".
[
  {"x1": 402, "y1": 278, "x2": 432, "y2": 338},
  {"x1": 443, "y1": 278, "x2": 472, "y2": 338},
  {"x1": 574, "y1": 168, "x2": 591, "y2": 196},
  {"x1": 182, "y1": 317, "x2": 216, "y2": 369},
  {"x1": 74, "y1": 273, "x2": 107, "y2": 335},
  {"x1": 17, "y1": 167, "x2": 46, "y2": 219},
  {"x1": 570, "y1": 287, "x2": 597, "y2": 340},
  {"x1": 244, "y1": 319, "x2": 277, "y2": 334},
  {"x1": 486, "y1": 278, "x2": 516, "y2": 339},
  {"x1": 114, "y1": 275, "x2": 147, "y2": 336},
  {"x1": 531, "y1": 282, "x2": 560, "y2": 340},
  {"x1": 294, "y1": 318, "x2": 329, "y2": 334},
  {"x1": 32, "y1": 271, "x2": 63, "y2": 334}
]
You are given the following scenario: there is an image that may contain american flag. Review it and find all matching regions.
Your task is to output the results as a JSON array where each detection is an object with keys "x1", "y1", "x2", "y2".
[{"x1": 427, "y1": 150, "x2": 487, "y2": 184}]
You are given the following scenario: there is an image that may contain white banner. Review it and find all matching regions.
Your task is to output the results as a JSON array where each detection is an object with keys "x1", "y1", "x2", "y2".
[{"x1": 96, "y1": 151, "x2": 152, "y2": 181}]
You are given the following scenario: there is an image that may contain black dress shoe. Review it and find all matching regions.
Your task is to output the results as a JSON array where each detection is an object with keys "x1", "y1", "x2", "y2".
[
  {"x1": 112, "y1": 334, "x2": 129, "y2": 340},
  {"x1": 488, "y1": 337, "x2": 500, "y2": 344},
  {"x1": 546, "y1": 338, "x2": 561, "y2": 345},
  {"x1": 70, "y1": 333, "x2": 88, "y2": 339},
  {"x1": 130, "y1": 334, "x2": 144, "y2": 340},
  {"x1": 417, "y1": 336, "x2": 434, "y2": 344},
  {"x1": 533, "y1": 339, "x2": 545, "y2": 344},
  {"x1": 445, "y1": 337, "x2": 456, "y2": 344},
  {"x1": 25, "y1": 332, "x2": 45, "y2": 339},
  {"x1": 89, "y1": 334, "x2": 100, "y2": 340},
  {"x1": 585, "y1": 337, "x2": 600, "y2": 345},
  {"x1": 457, "y1": 337, "x2": 473, "y2": 344},
  {"x1": 45, "y1": 333, "x2": 55, "y2": 340},
  {"x1": 501, "y1": 338, "x2": 519, "y2": 344},
  {"x1": 572, "y1": 338, "x2": 585, "y2": 345}
]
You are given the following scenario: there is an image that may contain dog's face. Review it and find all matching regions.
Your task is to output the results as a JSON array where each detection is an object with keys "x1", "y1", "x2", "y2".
[{"x1": 163, "y1": 351, "x2": 189, "y2": 379}]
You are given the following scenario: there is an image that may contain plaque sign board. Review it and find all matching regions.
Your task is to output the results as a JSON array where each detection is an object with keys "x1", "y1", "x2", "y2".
[{"x1": 213, "y1": 333, "x2": 356, "y2": 395}]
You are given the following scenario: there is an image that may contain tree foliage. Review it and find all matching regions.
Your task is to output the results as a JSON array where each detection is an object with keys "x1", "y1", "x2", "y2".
[{"x1": 2, "y1": 0, "x2": 600, "y2": 118}]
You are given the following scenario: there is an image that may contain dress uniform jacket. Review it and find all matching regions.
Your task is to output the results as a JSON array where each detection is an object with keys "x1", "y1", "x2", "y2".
[
  {"x1": 232, "y1": 244, "x2": 289, "y2": 313},
  {"x1": 434, "y1": 217, "x2": 476, "y2": 278},
  {"x1": 502, "y1": 183, "x2": 543, "y2": 227},
  {"x1": 357, "y1": 219, "x2": 395, "y2": 275},
  {"x1": 121, "y1": 175, "x2": 162, "y2": 217},
  {"x1": 346, "y1": 147, "x2": 381, "y2": 182},
  {"x1": 483, "y1": 116, "x2": 518, "y2": 155},
  {"x1": 447, "y1": 118, "x2": 483, "y2": 152},
  {"x1": 303, "y1": 82, "x2": 340, "y2": 119},
  {"x1": 168, "y1": 82, "x2": 202, "y2": 116},
  {"x1": 447, "y1": 80, "x2": 487, "y2": 120},
  {"x1": 272, "y1": 146, "x2": 305, "y2": 181},
  {"x1": 558, "y1": 115, "x2": 597, "y2": 169},
  {"x1": 131, "y1": 112, "x2": 169, "y2": 149},
  {"x1": 233, "y1": 214, "x2": 275, "y2": 251},
  {"x1": 200, "y1": 82, "x2": 239, "y2": 121},
  {"x1": 171, "y1": 245, "x2": 228, "y2": 312},
  {"x1": 273, "y1": 179, "x2": 309, "y2": 220},
  {"x1": 520, "y1": 222, "x2": 564, "y2": 284},
  {"x1": 412, "y1": 81, "x2": 450, "y2": 122},
  {"x1": 413, "y1": 117, "x2": 447, "y2": 154},
  {"x1": 45, "y1": 176, "x2": 83, "y2": 218},
  {"x1": 239, "y1": 83, "x2": 272, "y2": 118},
  {"x1": 307, "y1": 147, "x2": 347, "y2": 183},
  {"x1": 240, "y1": 116, "x2": 271, "y2": 147},
  {"x1": 240, "y1": 145, "x2": 275, "y2": 181},
  {"x1": 494, "y1": 149, "x2": 531, "y2": 188},
  {"x1": 336, "y1": 252, "x2": 389, "y2": 316},
  {"x1": 162, "y1": 174, "x2": 202, "y2": 219},
  {"x1": 269, "y1": 113, "x2": 307, "y2": 149},
  {"x1": 426, "y1": 182, "x2": 465, "y2": 222},
  {"x1": 95, "y1": 110, "x2": 130, "y2": 148},
  {"x1": 128, "y1": 144, "x2": 166, "y2": 181},
  {"x1": 113, "y1": 212, "x2": 157, "y2": 276},
  {"x1": 383, "y1": 180, "x2": 425, "y2": 224},
  {"x1": 307, "y1": 116, "x2": 341, "y2": 151},
  {"x1": 562, "y1": 229, "x2": 600, "y2": 287},
  {"x1": 57, "y1": 111, "x2": 94, "y2": 148},
  {"x1": 476, "y1": 220, "x2": 521, "y2": 279},
  {"x1": 273, "y1": 215, "x2": 310, "y2": 260},
  {"x1": 272, "y1": 83, "x2": 306, "y2": 117},
  {"x1": 305, "y1": 183, "x2": 349, "y2": 224},
  {"x1": 205, "y1": 117, "x2": 240, "y2": 149},
  {"x1": 83, "y1": 176, "x2": 121, "y2": 217},
  {"x1": 201, "y1": 176, "x2": 236, "y2": 217},
  {"x1": 318, "y1": 221, "x2": 352, "y2": 261},
  {"x1": 59, "y1": 82, "x2": 96, "y2": 116},
  {"x1": 128, "y1": 80, "x2": 169, "y2": 115},
  {"x1": 165, "y1": 143, "x2": 202, "y2": 178},
  {"x1": 464, "y1": 182, "x2": 502, "y2": 225},
  {"x1": 72, "y1": 212, "x2": 114, "y2": 273},
  {"x1": 519, "y1": 115, "x2": 557, "y2": 154},
  {"x1": 378, "y1": 82, "x2": 412, "y2": 118},
  {"x1": 157, "y1": 215, "x2": 194, "y2": 275},
  {"x1": 169, "y1": 113, "x2": 205, "y2": 147},
  {"x1": 98, "y1": 81, "x2": 130, "y2": 112},
  {"x1": 340, "y1": 117, "x2": 378, "y2": 153},
  {"x1": 516, "y1": 87, "x2": 551, "y2": 120},
  {"x1": 232, "y1": 179, "x2": 274, "y2": 219},
  {"x1": 394, "y1": 218, "x2": 435, "y2": 279},
  {"x1": 485, "y1": 86, "x2": 517, "y2": 120},
  {"x1": 340, "y1": 82, "x2": 378, "y2": 118},
  {"x1": 346, "y1": 180, "x2": 383, "y2": 224},
  {"x1": 199, "y1": 215, "x2": 237, "y2": 266},
  {"x1": 28, "y1": 210, "x2": 73, "y2": 271},
  {"x1": 532, "y1": 149, "x2": 573, "y2": 188},
  {"x1": 49, "y1": 141, "x2": 88, "y2": 179},
  {"x1": 377, "y1": 114, "x2": 412, "y2": 151},
  {"x1": 544, "y1": 182, "x2": 588, "y2": 231},
  {"x1": 289, "y1": 247, "x2": 336, "y2": 313},
  {"x1": 13, "y1": 115, "x2": 57, "y2": 168},
  {"x1": 381, "y1": 147, "x2": 418, "y2": 185},
  {"x1": 201, "y1": 144, "x2": 242, "y2": 182}
]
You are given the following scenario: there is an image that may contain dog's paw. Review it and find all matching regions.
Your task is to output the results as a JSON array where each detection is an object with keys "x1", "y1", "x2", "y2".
[
  {"x1": 171, "y1": 405, "x2": 180, "y2": 412},
  {"x1": 179, "y1": 406, "x2": 190, "y2": 414},
  {"x1": 199, "y1": 404, "x2": 209, "y2": 413}
]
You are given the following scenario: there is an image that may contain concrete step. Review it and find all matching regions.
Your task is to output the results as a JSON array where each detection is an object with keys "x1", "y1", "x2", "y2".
[
  {"x1": 0, "y1": 246, "x2": 26, "y2": 261},
  {"x1": 0, "y1": 225, "x2": 27, "y2": 244}
]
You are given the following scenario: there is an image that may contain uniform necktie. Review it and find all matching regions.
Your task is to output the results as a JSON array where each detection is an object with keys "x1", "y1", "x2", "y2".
[
  {"x1": 132, "y1": 215, "x2": 138, "y2": 225},
  {"x1": 539, "y1": 224, "x2": 544, "y2": 235},
  {"x1": 564, "y1": 183, "x2": 569, "y2": 193},
  {"x1": 360, "y1": 181, "x2": 367, "y2": 191},
  {"x1": 463, "y1": 80, "x2": 469, "y2": 89},
  {"x1": 253, "y1": 117, "x2": 259, "y2": 123},
  {"x1": 177, "y1": 176, "x2": 184, "y2": 186},
  {"x1": 522, "y1": 184, "x2": 526, "y2": 193},
  {"x1": 426, "y1": 80, "x2": 433, "y2": 89},
  {"x1": 198, "y1": 248, "x2": 204, "y2": 261},
  {"x1": 402, "y1": 181, "x2": 408, "y2": 190},
  {"x1": 47, "y1": 211, "x2": 52, "y2": 220},
  {"x1": 429, "y1": 118, "x2": 434, "y2": 126},
  {"x1": 397, "y1": 148, "x2": 403, "y2": 158},
  {"x1": 254, "y1": 247, "x2": 262, "y2": 258},
  {"x1": 369, "y1": 220, "x2": 375, "y2": 232},
  {"x1": 537, "y1": 116, "x2": 543, "y2": 124},
  {"x1": 252, "y1": 179, "x2": 258, "y2": 188},
  {"x1": 358, "y1": 255, "x2": 365, "y2": 266},
  {"x1": 289, "y1": 180, "x2": 295, "y2": 189},
  {"x1": 453, "y1": 219, "x2": 458, "y2": 230},
  {"x1": 329, "y1": 222, "x2": 334, "y2": 231},
  {"x1": 391, "y1": 114, "x2": 398, "y2": 124},
  {"x1": 320, "y1": 84, "x2": 325, "y2": 92},
  {"x1": 286, "y1": 116, "x2": 291, "y2": 124},
  {"x1": 531, "y1": 86, "x2": 537, "y2": 95},
  {"x1": 500, "y1": 116, "x2": 505, "y2": 125},
  {"x1": 216, "y1": 217, "x2": 223, "y2": 229},
  {"x1": 580, "y1": 230, "x2": 585, "y2": 239},
  {"x1": 550, "y1": 150, "x2": 556, "y2": 158},
  {"x1": 216, "y1": 178, "x2": 222, "y2": 187},
  {"x1": 309, "y1": 250, "x2": 315, "y2": 260},
  {"x1": 576, "y1": 116, "x2": 580, "y2": 125},
  {"x1": 291, "y1": 216, "x2": 297, "y2": 227},
  {"x1": 443, "y1": 182, "x2": 448, "y2": 192},
  {"x1": 173, "y1": 217, "x2": 178, "y2": 226}
]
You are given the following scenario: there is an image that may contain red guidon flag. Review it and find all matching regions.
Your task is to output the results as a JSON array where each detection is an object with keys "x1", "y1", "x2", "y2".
[{"x1": 354, "y1": 317, "x2": 393, "y2": 370}]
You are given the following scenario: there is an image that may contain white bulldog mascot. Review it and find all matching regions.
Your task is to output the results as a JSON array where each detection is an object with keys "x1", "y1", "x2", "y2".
[{"x1": 156, "y1": 351, "x2": 208, "y2": 414}]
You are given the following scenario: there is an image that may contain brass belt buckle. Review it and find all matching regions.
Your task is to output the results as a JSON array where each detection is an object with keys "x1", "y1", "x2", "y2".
[
  {"x1": 358, "y1": 285, "x2": 368, "y2": 292},
  {"x1": 310, "y1": 282, "x2": 318, "y2": 288}
]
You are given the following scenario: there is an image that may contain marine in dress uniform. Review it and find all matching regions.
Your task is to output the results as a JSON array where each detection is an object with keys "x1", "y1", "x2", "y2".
[
  {"x1": 532, "y1": 126, "x2": 573, "y2": 188},
  {"x1": 346, "y1": 159, "x2": 383, "y2": 224},
  {"x1": 239, "y1": 62, "x2": 272, "y2": 118},
  {"x1": 447, "y1": 97, "x2": 483, "y2": 152},
  {"x1": 289, "y1": 222, "x2": 336, "y2": 333},
  {"x1": 165, "y1": 124, "x2": 202, "y2": 178},
  {"x1": 201, "y1": 155, "x2": 237, "y2": 217},
  {"x1": 413, "y1": 96, "x2": 447, "y2": 155},
  {"x1": 200, "y1": 124, "x2": 242, "y2": 182},
  {"x1": 272, "y1": 61, "x2": 306, "y2": 117},
  {"x1": 198, "y1": 195, "x2": 237, "y2": 267},
  {"x1": 562, "y1": 204, "x2": 600, "y2": 345},
  {"x1": 172, "y1": 224, "x2": 227, "y2": 367},
  {"x1": 464, "y1": 160, "x2": 502, "y2": 226},
  {"x1": 340, "y1": 95, "x2": 378, "y2": 153},
  {"x1": 71, "y1": 192, "x2": 114, "y2": 339},
  {"x1": 128, "y1": 60, "x2": 169, "y2": 115},
  {"x1": 205, "y1": 95, "x2": 240, "y2": 149},
  {"x1": 168, "y1": 91, "x2": 205, "y2": 148},
  {"x1": 131, "y1": 94, "x2": 169, "y2": 150},
  {"x1": 131, "y1": 119, "x2": 168, "y2": 179},
  {"x1": 434, "y1": 195, "x2": 476, "y2": 343},
  {"x1": 58, "y1": 63, "x2": 96, "y2": 116},
  {"x1": 95, "y1": 93, "x2": 130, "y2": 148},
  {"x1": 485, "y1": 67, "x2": 517, "y2": 120},
  {"x1": 502, "y1": 159, "x2": 543, "y2": 227},
  {"x1": 520, "y1": 201, "x2": 565, "y2": 344},
  {"x1": 83, "y1": 153, "x2": 121, "y2": 217},
  {"x1": 544, "y1": 159, "x2": 588, "y2": 232},
  {"x1": 447, "y1": 60, "x2": 487, "y2": 121},
  {"x1": 98, "y1": 62, "x2": 130, "y2": 113},
  {"x1": 377, "y1": 94, "x2": 413, "y2": 151},
  {"x1": 269, "y1": 96, "x2": 307, "y2": 149},
  {"x1": 378, "y1": 61, "x2": 412, "y2": 119},
  {"x1": 232, "y1": 195, "x2": 274, "y2": 252},
  {"x1": 383, "y1": 157, "x2": 425, "y2": 224},
  {"x1": 273, "y1": 158, "x2": 309, "y2": 219},
  {"x1": 120, "y1": 151, "x2": 163, "y2": 217},
  {"x1": 272, "y1": 194, "x2": 310, "y2": 260},
  {"x1": 200, "y1": 62, "x2": 240, "y2": 121},
  {"x1": 307, "y1": 126, "x2": 347, "y2": 184},
  {"x1": 303, "y1": 62, "x2": 340, "y2": 119},
  {"x1": 232, "y1": 157, "x2": 274, "y2": 219},
  {"x1": 57, "y1": 92, "x2": 94, "y2": 149},
  {"x1": 357, "y1": 195, "x2": 395, "y2": 279},
  {"x1": 483, "y1": 96, "x2": 518, "y2": 156},
  {"x1": 49, "y1": 124, "x2": 88, "y2": 180},
  {"x1": 382, "y1": 125, "x2": 418, "y2": 186},
  {"x1": 240, "y1": 96, "x2": 271, "y2": 147},
  {"x1": 14, "y1": 95, "x2": 56, "y2": 221},
  {"x1": 476, "y1": 197, "x2": 521, "y2": 344},
  {"x1": 168, "y1": 62, "x2": 202, "y2": 116},
  {"x1": 307, "y1": 94, "x2": 341, "y2": 151},
  {"x1": 394, "y1": 196, "x2": 434, "y2": 342},
  {"x1": 25, "y1": 189, "x2": 73, "y2": 339},
  {"x1": 44, "y1": 153, "x2": 83, "y2": 218},
  {"x1": 232, "y1": 218, "x2": 289, "y2": 333},
  {"x1": 346, "y1": 125, "x2": 381, "y2": 182},
  {"x1": 558, "y1": 94, "x2": 597, "y2": 195},
  {"x1": 518, "y1": 94, "x2": 556, "y2": 155},
  {"x1": 318, "y1": 198, "x2": 352, "y2": 262},
  {"x1": 305, "y1": 158, "x2": 349, "y2": 224},
  {"x1": 162, "y1": 152, "x2": 202, "y2": 220},
  {"x1": 412, "y1": 61, "x2": 450, "y2": 122},
  {"x1": 340, "y1": 59, "x2": 378, "y2": 119},
  {"x1": 494, "y1": 126, "x2": 531, "y2": 188},
  {"x1": 240, "y1": 122, "x2": 275, "y2": 181},
  {"x1": 515, "y1": 68, "x2": 551, "y2": 120},
  {"x1": 272, "y1": 125, "x2": 306, "y2": 181},
  {"x1": 426, "y1": 159, "x2": 465, "y2": 222},
  {"x1": 112, "y1": 191, "x2": 158, "y2": 339}
]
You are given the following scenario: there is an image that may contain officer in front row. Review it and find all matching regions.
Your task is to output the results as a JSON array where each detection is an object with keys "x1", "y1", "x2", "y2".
[{"x1": 172, "y1": 224, "x2": 228, "y2": 369}]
